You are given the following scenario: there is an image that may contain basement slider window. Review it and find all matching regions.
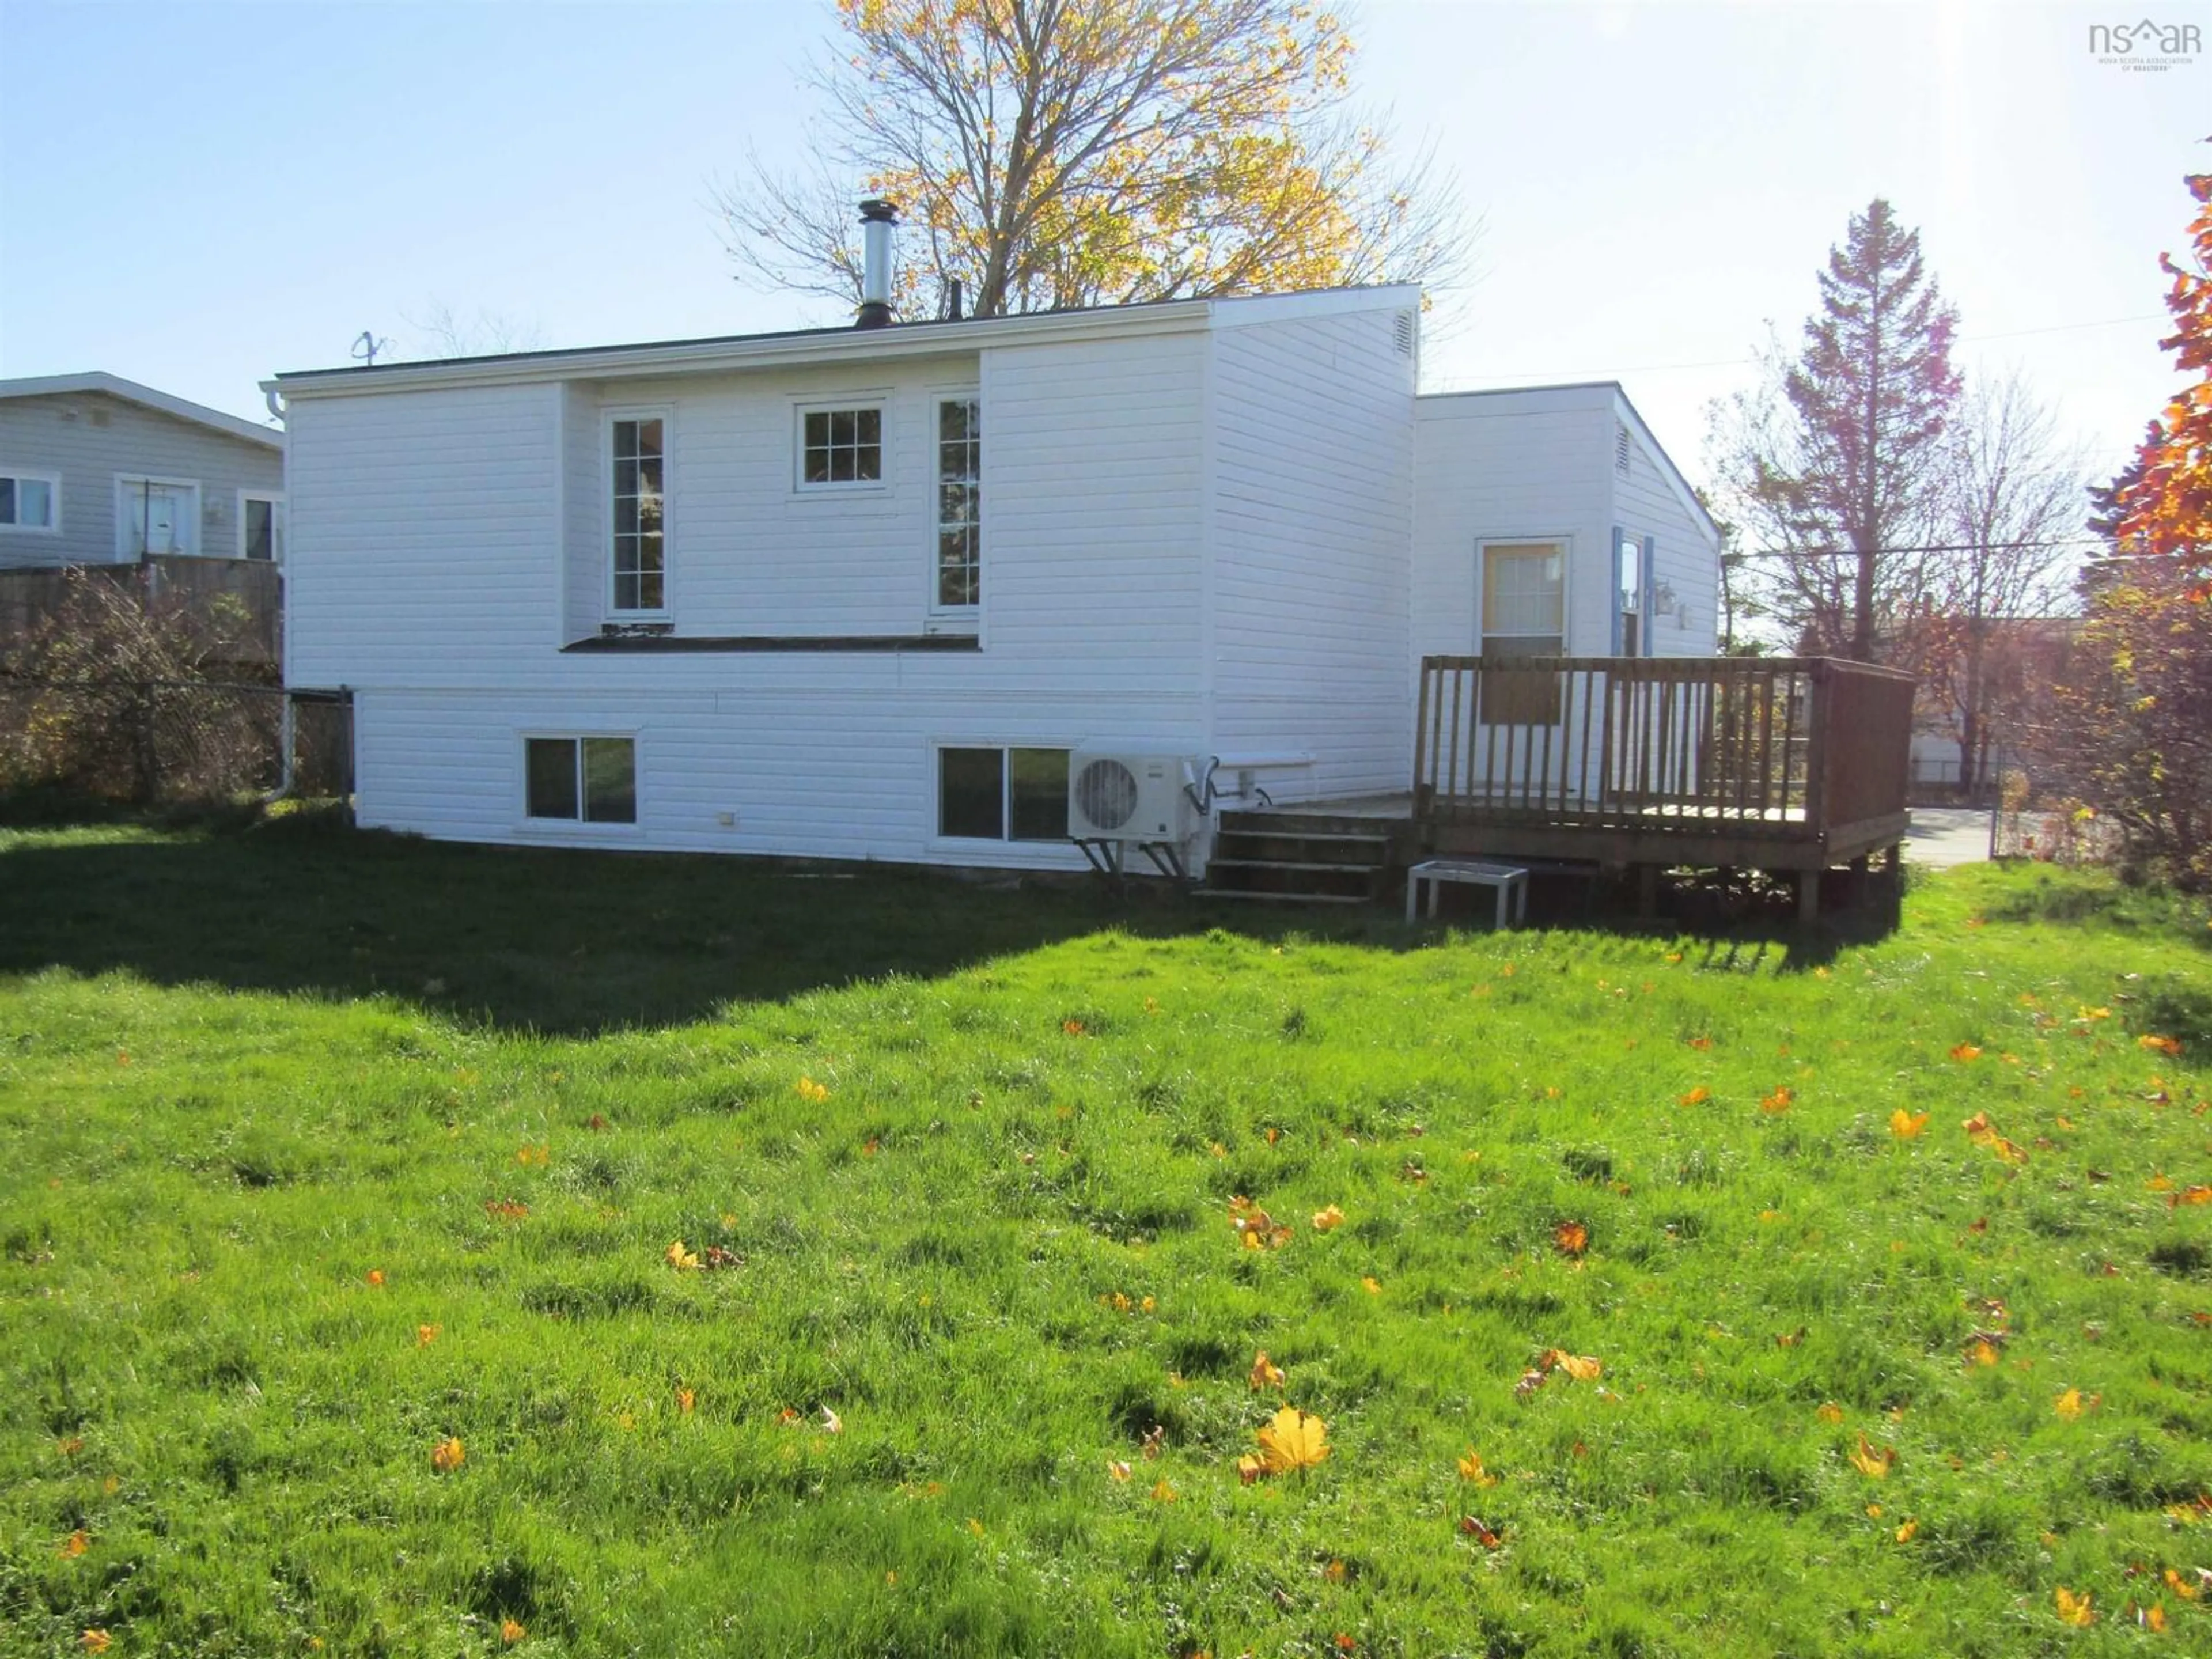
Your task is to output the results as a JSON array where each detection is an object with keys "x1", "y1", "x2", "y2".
[
  {"x1": 525, "y1": 737, "x2": 637, "y2": 824},
  {"x1": 938, "y1": 746, "x2": 1067, "y2": 841}
]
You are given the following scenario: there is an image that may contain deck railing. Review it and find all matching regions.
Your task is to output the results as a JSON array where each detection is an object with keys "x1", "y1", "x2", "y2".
[{"x1": 1414, "y1": 655, "x2": 1914, "y2": 840}]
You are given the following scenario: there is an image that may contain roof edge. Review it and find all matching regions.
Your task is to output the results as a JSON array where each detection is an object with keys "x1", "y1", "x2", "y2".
[
  {"x1": 266, "y1": 296, "x2": 1228, "y2": 398},
  {"x1": 0, "y1": 373, "x2": 281, "y2": 449}
]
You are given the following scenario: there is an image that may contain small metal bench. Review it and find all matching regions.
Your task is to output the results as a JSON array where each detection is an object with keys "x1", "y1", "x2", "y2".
[{"x1": 1405, "y1": 858, "x2": 1529, "y2": 929}]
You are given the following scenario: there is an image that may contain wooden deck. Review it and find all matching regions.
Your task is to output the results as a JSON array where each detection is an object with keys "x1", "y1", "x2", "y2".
[{"x1": 1414, "y1": 654, "x2": 1915, "y2": 918}]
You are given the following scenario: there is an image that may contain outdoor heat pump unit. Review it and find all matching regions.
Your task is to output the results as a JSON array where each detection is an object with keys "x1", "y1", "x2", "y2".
[{"x1": 1067, "y1": 753, "x2": 1192, "y2": 842}]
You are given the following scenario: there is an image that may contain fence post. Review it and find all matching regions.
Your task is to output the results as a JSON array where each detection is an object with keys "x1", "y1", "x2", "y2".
[{"x1": 132, "y1": 680, "x2": 158, "y2": 804}]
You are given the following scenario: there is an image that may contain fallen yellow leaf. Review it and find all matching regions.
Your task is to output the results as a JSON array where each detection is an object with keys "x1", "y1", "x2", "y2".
[
  {"x1": 1312, "y1": 1204, "x2": 1345, "y2": 1232},
  {"x1": 1457, "y1": 1449, "x2": 1499, "y2": 1487},
  {"x1": 2055, "y1": 1387, "x2": 2089, "y2": 1421},
  {"x1": 431, "y1": 1435, "x2": 465, "y2": 1474},
  {"x1": 1895, "y1": 1518, "x2": 1919, "y2": 1543},
  {"x1": 2056, "y1": 1586, "x2": 2095, "y2": 1627},
  {"x1": 1889, "y1": 1109, "x2": 1929, "y2": 1138},
  {"x1": 1249, "y1": 1350, "x2": 1286, "y2": 1391},
  {"x1": 1256, "y1": 1405, "x2": 1330, "y2": 1475},
  {"x1": 1816, "y1": 1402, "x2": 1844, "y2": 1424},
  {"x1": 1849, "y1": 1434, "x2": 1895, "y2": 1479}
]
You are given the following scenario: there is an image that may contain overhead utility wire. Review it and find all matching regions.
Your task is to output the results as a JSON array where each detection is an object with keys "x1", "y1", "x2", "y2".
[
  {"x1": 1449, "y1": 313, "x2": 2170, "y2": 385},
  {"x1": 1736, "y1": 535, "x2": 2116, "y2": 560}
]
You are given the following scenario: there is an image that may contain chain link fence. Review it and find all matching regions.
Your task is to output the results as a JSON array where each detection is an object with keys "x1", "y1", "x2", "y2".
[{"x1": 0, "y1": 677, "x2": 351, "y2": 805}]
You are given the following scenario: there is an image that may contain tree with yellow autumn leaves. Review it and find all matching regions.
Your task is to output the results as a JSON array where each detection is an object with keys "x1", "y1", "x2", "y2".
[
  {"x1": 2049, "y1": 153, "x2": 2212, "y2": 885},
  {"x1": 713, "y1": 0, "x2": 1472, "y2": 319}
]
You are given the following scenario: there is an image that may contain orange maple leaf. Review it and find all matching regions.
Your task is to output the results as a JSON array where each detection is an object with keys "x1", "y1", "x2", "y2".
[
  {"x1": 1895, "y1": 1518, "x2": 1919, "y2": 1543},
  {"x1": 675, "y1": 1387, "x2": 695, "y2": 1415},
  {"x1": 1816, "y1": 1402, "x2": 1844, "y2": 1424},
  {"x1": 431, "y1": 1435, "x2": 465, "y2": 1474},
  {"x1": 1679, "y1": 1086, "x2": 1710, "y2": 1107},
  {"x1": 416, "y1": 1324, "x2": 440, "y2": 1348},
  {"x1": 2173, "y1": 1185, "x2": 2212, "y2": 1208},
  {"x1": 500, "y1": 1619, "x2": 527, "y2": 1645},
  {"x1": 59, "y1": 1529, "x2": 88, "y2": 1559},
  {"x1": 1759, "y1": 1086, "x2": 1793, "y2": 1115},
  {"x1": 1949, "y1": 1043, "x2": 1983, "y2": 1062},
  {"x1": 1312, "y1": 1204, "x2": 1345, "y2": 1232},
  {"x1": 1249, "y1": 1350, "x2": 1286, "y2": 1391},
  {"x1": 79, "y1": 1633, "x2": 110, "y2": 1655},
  {"x1": 1554, "y1": 1220, "x2": 1589, "y2": 1256},
  {"x1": 1889, "y1": 1109, "x2": 1929, "y2": 1138},
  {"x1": 1150, "y1": 1478, "x2": 1177, "y2": 1502},
  {"x1": 1541, "y1": 1349, "x2": 1601, "y2": 1382},
  {"x1": 366, "y1": 1268, "x2": 385, "y2": 1287},
  {"x1": 1966, "y1": 1339, "x2": 2000, "y2": 1368},
  {"x1": 1961, "y1": 1112, "x2": 2028, "y2": 1164},
  {"x1": 2139, "y1": 1033, "x2": 2184, "y2": 1056}
]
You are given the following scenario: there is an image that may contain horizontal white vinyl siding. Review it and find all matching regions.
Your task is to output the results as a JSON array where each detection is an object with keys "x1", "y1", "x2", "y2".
[
  {"x1": 1412, "y1": 388, "x2": 1619, "y2": 663},
  {"x1": 980, "y1": 331, "x2": 1206, "y2": 688},
  {"x1": 285, "y1": 382, "x2": 560, "y2": 687},
  {"x1": 1211, "y1": 305, "x2": 1414, "y2": 801},
  {"x1": 1612, "y1": 406, "x2": 1722, "y2": 657},
  {"x1": 353, "y1": 687, "x2": 1205, "y2": 868}
]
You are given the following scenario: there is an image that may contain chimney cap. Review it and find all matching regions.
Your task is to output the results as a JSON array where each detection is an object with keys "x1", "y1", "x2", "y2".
[{"x1": 858, "y1": 198, "x2": 899, "y2": 224}]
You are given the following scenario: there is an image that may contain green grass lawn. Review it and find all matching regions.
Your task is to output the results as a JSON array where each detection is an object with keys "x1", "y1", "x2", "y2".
[{"x1": 3, "y1": 815, "x2": 2211, "y2": 1658}]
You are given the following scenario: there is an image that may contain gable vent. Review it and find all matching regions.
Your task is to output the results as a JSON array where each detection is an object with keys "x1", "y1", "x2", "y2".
[
  {"x1": 1613, "y1": 422, "x2": 1633, "y2": 477},
  {"x1": 1393, "y1": 312, "x2": 1415, "y2": 358}
]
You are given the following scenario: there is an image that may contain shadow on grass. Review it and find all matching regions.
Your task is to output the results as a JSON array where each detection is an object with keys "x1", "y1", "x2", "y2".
[
  {"x1": 0, "y1": 808, "x2": 1944, "y2": 1033},
  {"x1": 0, "y1": 812, "x2": 1394, "y2": 1036}
]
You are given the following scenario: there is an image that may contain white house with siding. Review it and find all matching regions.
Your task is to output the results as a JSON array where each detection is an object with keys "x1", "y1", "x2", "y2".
[
  {"x1": 267, "y1": 284, "x2": 1718, "y2": 874},
  {"x1": 0, "y1": 374, "x2": 286, "y2": 570}
]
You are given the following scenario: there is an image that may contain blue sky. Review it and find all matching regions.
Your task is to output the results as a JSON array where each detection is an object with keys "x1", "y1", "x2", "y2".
[{"x1": 1, "y1": 0, "x2": 2203, "y2": 490}]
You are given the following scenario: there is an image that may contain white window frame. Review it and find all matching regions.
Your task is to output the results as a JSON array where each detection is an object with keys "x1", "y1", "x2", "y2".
[
  {"x1": 516, "y1": 730, "x2": 643, "y2": 836},
  {"x1": 792, "y1": 396, "x2": 889, "y2": 495},
  {"x1": 1476, "y1": 536, "x2": 1571, "y2": 728},
  {"x1": 604, "y1": 408, "x2": 672, "y2": 619},
  {"x1": 0, "y1": 468, "x2": 60, "y2": 535},
  {"x1": 928, "y1": 389, "x2": 982, "y2": 623},
  {"x1": 931, "y1": 742, "x2": 1071, "y2": 844},
  {"x1": 237, "y1": 489, "x2": 286, "y2": 562},
  {"x1": 114, "y1": 474, "x2": 202, "y2": 559}
]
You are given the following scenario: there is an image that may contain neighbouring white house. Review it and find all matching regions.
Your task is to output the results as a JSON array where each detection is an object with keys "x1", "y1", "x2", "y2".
[
  {"x1": 267, "y1": 278, "x2": 1719, "y2": 876},
  {"x1": 0, "y1": 373, "x2": 286, "y2": 570}
]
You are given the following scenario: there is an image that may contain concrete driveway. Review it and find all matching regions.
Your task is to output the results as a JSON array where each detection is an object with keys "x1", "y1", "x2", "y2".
[{"x1": 1904, "y1": 806, "x2": 1993, "y2": 868}]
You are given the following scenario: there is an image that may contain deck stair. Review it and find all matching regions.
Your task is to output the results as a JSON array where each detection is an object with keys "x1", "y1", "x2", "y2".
[{"x1": 1196, "y1": 809, "x2": 1404, "y2": 904}]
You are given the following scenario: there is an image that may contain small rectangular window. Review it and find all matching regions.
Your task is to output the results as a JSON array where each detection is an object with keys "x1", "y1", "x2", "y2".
[
  {"x1": 1617, "y1": 532, "x2": 1643, "y2": 657},
  {"x1": 0, "y1": 472, "x2": 58, "y2": 531},
  {"x1": 935, "y1": 396, "x2": 981, "y2": 608},
  {"x1": 800, "y1": 405, "x2": 882, "y2": 486},
  {"x1": 241, "y1": 492, "x2": 286, "y2": 562},
  {"x1": 525, "y1": 736, "x2": 637, "y2": 824},
  {"x1": 610, "y1": 416, "x2": 666, "y2": 613},
  {"x1": 1480, "y1": 541, "x2": 1566, "y2": 726},
  {"x1": 938, "y1": 745, "x2": 1070, "y2": 841}
]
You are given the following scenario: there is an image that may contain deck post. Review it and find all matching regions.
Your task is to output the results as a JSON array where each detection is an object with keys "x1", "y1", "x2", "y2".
[{"x1": 1797, "y1": 869, "x2": 1821, "y2": 927}]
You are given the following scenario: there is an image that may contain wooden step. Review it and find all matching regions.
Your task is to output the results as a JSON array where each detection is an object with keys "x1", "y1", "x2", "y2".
[{"x1": 1193, "y1": 888, "x2": 1373, "y2": 905}]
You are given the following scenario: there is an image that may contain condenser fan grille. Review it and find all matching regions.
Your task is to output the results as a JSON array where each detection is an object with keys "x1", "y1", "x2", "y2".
[{"x1": 1074, "y1": 757, "x2": 1141, "y2": 831}]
